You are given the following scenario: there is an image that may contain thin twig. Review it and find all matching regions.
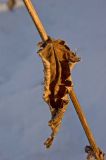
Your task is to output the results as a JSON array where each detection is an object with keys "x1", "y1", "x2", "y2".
[
  {"x1": 23, "y1": 0, "x2": 48, "y2": 41},
  {"x1": 69, "y1": 88, "x2": 100, "y2": 160},
  {"x1": 23, "y1": 1, "x2": 103, "y2": 159}
]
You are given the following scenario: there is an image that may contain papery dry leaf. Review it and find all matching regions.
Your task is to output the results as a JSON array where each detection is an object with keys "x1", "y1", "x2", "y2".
[
  {"x1": 38, "y1": 37, "x2": 80, "y2": 148},
  {"x1": 85, "y1": 146, "x2": 105, "y2": 160},
  {"x1": 7, "y1": 0, "x2": 16, "y2": 10}
]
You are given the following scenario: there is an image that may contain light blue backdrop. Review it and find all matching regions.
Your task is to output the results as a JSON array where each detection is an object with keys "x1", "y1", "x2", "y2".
[{"x1": 0, "y1": 0, "x2": 106, "y2": 159}]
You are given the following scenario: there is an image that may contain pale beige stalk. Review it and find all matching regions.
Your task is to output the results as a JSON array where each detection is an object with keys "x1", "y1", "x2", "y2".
[
  {"x1": 23, "y1": 0, "x2": 48, "y2": 41},
  {"x1": 23, "y1": 0, "x2": 104, "y2": 159}
]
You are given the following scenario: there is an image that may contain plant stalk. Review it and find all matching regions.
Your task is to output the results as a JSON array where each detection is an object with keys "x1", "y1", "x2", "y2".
[
  {"x1": 23, "y1": 0, "x2": 48, "y2": 41},
  {"x1": 69, "y1": 88, "x2": 100, "y2": 160},
  {"x1": 23, "y1": 0, "x2": 102, "y2": 159}
]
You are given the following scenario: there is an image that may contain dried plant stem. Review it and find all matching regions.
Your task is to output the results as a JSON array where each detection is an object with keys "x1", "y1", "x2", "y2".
[
  {"x1": 69, "y1": 88, "x2": 100, "y2": 160},
  {"x1": 23, "y1": 0, "x2": 102, "y2": 159},
  {"x1": 23, "y1": 0, "x2": 48, "y2": 41}
]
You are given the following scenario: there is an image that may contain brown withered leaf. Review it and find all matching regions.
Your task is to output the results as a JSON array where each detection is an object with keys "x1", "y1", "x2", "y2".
[
  {"x1": 38, "y1": 37, "x2": 80, "y2": 148},
  {"x1": 7, "y1": 0, "x2": 16, "y2": 10},
  {"x1": 85, "y1": 146, "x2": 105, "y2": 160}
]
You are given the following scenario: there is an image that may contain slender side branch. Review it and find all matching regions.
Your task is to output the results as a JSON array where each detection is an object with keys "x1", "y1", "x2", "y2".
[{"x1": 23, "y1": 0, "x2": 48, "y2": 41}]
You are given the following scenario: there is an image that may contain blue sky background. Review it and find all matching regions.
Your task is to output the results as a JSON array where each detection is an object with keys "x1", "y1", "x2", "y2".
[{"x1": 0, "y1": 0, "x2": 106, "y2": 159}]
